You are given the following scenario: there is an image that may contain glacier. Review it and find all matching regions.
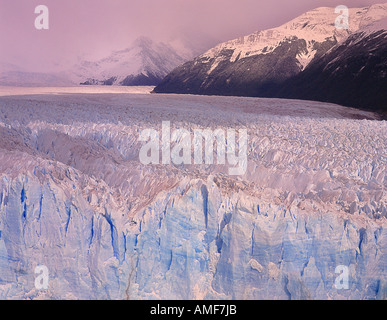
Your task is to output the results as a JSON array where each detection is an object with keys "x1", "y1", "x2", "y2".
[{"x1": 0, "y1": 87, "x2": 386, "y2": 300}]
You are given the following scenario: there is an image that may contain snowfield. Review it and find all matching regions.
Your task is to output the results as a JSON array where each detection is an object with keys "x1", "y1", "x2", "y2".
[{"x1": 0, "y1": 87, "x2": 386, "y2": 300}]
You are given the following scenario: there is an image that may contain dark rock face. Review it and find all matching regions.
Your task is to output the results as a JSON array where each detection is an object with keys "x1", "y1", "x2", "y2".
[
  {"x1": 154, "y1": 38, "x2": 334, "y2": 96},
  {"x1": 274, "y1": 31, "x2": 387, "y2": 112},
  {"x1": 81, "y1": 77, "x2": 117, "y2": 86},
  {"x1": 120, "y1": 73, "x2": 163, "y2": 86}
]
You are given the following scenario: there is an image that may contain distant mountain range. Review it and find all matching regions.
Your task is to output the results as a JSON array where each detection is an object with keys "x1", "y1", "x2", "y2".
[
  {"x1": 154, "y1": 3, "x2": 387, "y2": 112},
  {"x1": 74, "y1": 37, "x2": 191, "y2": 86}
]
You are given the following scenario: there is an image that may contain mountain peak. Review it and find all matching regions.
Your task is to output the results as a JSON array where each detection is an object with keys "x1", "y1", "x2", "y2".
[
  {"x1": 73, "y1": 36, "x2": 189, "y2": 86},
  {"x1": 132, "y1": 36, "x2": 154, "y2": 48}
]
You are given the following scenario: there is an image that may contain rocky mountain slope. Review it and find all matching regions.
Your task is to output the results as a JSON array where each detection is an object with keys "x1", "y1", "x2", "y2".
[
  {"x1": 154, "y1": 4, "x2": 387, "y2": 111},
  {"x1": 273, "y1": 19, "x2": 387, "y2": 111}
]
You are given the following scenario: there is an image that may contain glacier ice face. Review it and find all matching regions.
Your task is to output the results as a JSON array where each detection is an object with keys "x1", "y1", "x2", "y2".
[
  {"x1": 1, "y1": 174, "x2": 386, "y2": 300},
  {"x1": 128, "y1": 178, "x2": 387, "y2": 300},
  {"x1": 0, "y1": 91, "x2": 386, "y2": 299}
]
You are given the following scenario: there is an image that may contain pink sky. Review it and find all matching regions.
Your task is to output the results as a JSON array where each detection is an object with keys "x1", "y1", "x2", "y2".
[{"x1": 0, "y1": 0, "x2": 382, "y2": 72}]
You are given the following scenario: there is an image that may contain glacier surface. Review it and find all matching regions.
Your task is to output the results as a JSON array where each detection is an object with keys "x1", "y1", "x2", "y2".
[{"x1": 0, "y1": 88, "x2": 386, "y2": 300}]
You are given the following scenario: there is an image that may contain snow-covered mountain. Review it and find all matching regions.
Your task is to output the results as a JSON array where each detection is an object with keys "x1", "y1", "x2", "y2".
[
  {"x1": 74, "y1": 37, "x2": 190, "y2": 86},
  {"x1": 199, "y1": 3, "x2": 387, "y2": 70},
  {"x1": 154, "y1": 3, "x2": 387, "y2": 111}
]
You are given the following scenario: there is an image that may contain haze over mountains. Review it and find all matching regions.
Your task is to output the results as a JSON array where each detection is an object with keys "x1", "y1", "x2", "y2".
[
  {"x1": 74, "y1": 37, "x2": 197, "y2": 86},
  {"x1": 154, "y1": 3, "x2": 387, "y2": 112},
  {"x1": 0, "y1": 36, "x2": 200, "y2": 87}
]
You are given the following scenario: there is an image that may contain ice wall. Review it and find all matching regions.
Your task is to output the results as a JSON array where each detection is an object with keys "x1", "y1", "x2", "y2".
[{"x1": 0, "y1": 173, "x2": 386, "y2": 300}]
